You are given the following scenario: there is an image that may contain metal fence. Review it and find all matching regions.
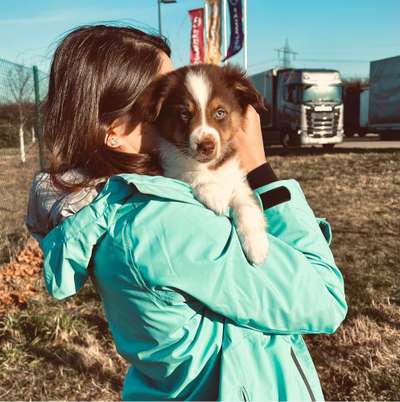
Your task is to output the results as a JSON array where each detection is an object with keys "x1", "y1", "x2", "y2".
[
  {"x1": 0, "y1": 58, "x2": 47, "y2": 165},
  {"x1": 0, "y1": 58, "x2": 48, "y2": 264}
]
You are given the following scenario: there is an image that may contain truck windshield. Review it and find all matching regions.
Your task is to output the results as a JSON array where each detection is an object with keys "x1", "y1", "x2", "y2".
[{"x1": 302, "y1": 84, "x2": 342, "y2": 103}]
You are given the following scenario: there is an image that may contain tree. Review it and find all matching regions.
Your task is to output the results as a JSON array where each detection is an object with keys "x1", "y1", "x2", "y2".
[{"x1": 6, "y1": 64, "x2": 34, "y2": 163}]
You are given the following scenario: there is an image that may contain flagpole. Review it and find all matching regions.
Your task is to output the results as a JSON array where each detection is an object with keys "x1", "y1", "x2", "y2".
[
  {"x1": 223, "y1": 0, "x2": 227, "y2": 64},
  {"x1": 243, "y1": 0, "x2": 248, "y2": 70},
  {"x1": 204, "y1": 0, "x2": 209, "y2": 62},
  {"x1": 157, "y1": 0, "x2": 162, "y2": 35}
]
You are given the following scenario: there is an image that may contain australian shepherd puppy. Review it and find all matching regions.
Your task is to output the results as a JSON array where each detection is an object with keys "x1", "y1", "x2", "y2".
[{"x1": 140, "y1": 64, "x2": 269, "y2": 265}]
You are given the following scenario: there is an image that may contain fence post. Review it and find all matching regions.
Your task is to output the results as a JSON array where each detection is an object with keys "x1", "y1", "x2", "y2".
[{"x1": 32, "y1": 65, "x2": 46, "y2": 171}]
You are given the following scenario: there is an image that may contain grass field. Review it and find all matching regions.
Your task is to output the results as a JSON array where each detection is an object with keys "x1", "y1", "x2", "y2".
[
  {"x1": 0, "y1": 145, "x2": 41, "y2": 264},
  {"x1": 0, "y1": 146, "x2": 399, "y2": 400}
]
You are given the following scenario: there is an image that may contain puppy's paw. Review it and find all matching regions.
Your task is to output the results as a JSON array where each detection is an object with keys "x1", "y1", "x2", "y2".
[
  {"x1": 242, "y1": 231, "x2": 269, "y2": 266},
  {"x1": 193, "y1": 184, "x2": 230, "y2": 215}
]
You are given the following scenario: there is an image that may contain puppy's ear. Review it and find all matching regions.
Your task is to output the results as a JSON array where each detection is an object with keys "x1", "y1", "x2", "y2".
[
  {"x1": 137, "y1": 74, "x2": 172, "y2": 123},
  {"x1": 223, "y1": 64, "x2": 266, "y2": 112}
]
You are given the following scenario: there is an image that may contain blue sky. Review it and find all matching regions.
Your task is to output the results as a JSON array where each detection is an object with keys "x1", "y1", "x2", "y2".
[{"x1": 0, "y1": 0, "x2": 399, "y2": 78}]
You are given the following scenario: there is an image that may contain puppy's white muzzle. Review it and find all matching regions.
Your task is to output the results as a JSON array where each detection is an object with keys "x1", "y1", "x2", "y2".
[{"x1": 189, "y1": 126, "x2": 220, "y2": 162}]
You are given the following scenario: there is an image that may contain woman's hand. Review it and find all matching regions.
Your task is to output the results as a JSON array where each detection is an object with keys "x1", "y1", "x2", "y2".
[{"x1": 235, "y1": 106, "x2": 267, "y2": 174}]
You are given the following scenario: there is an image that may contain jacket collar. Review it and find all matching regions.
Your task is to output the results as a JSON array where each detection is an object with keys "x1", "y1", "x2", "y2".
[
  {"x1": 113, "y1": 173, "x2": 212, "y2": 210},
  {"x1": 41, "y1": 172, "x2": 220, "y2": 247},
  {"x1": 111, "y1": 173, "x2": 262, "y2": 218}
]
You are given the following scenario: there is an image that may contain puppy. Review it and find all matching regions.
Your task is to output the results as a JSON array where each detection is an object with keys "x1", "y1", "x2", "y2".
[{"x1": 140, "y1": 64, "x2": 268, "y2": 265}]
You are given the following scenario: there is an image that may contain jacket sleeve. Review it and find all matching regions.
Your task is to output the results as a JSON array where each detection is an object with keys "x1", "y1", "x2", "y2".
[{"x1": 130, "y1": 179, "x2": 348, "y2": 335}]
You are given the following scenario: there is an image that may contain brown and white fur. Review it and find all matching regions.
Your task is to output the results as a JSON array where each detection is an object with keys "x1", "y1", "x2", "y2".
[{"x1": 140, "y1": 64, "x2": 268, "y2": 265}]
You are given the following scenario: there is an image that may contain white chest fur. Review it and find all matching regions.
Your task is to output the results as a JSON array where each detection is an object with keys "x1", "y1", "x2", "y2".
[{"x1": 159, "y1": 138, "x2": 269, "y2": 265}]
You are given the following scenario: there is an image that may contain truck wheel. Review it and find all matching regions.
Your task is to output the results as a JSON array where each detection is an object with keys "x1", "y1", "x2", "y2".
[
  {"x1": 322, "y1": 144, "x2": 335, "y2": 150},
  {"x1": 280, "y1": 132, "x2": 290, "y2": 148},
  {"x1": 358, "y1": 131, "x2": 366, "y2": 137},
  {"x1": 280, "y1": 131, "x2": 294, "y2": 148}
]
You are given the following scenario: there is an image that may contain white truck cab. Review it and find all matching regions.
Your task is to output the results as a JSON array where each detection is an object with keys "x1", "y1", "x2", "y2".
[{"x1": 250, "y1": 68, "x2": 344, "y2": 148}]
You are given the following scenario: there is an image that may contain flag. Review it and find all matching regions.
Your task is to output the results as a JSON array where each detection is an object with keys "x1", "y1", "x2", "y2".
[
  {"x1": 223, "y1": 0, "x2": 244, "y2": 61},
  {"x1": 189, "y1": 8, "x2": 205, "y2": 64},
  {"x1": 206, "y1": 0, "x2": 222, "y2": 64}
]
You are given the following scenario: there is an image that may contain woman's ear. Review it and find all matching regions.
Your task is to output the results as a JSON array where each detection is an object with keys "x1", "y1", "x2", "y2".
[
  {"x1": 104, "y1": 116, "x2": 131, "y2": 148},
  {"x1": 104, "y1": 127, "x2": 121, "y2": 148},
  {"x1": 222, "y1": 64, "x2": 266, "y2": 112}
]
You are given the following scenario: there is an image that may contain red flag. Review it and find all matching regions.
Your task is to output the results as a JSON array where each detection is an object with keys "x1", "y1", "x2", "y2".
[{"x1": 189, "y1": 8, "x2": 205, "y2": 64}]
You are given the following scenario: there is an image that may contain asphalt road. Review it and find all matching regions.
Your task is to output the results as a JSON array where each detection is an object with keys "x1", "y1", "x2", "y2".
[
  {"x1": 264, "y1": 132, "x2": 400, "y2": 150},
  {"x1": 337, "y1": 133, "x2": 400, "y2": 149}
]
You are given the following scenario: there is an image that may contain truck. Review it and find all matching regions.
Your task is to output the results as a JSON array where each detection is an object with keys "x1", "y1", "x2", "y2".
[
  {"x1": 249, "y1": 68, "x2": 344, "y2": 149},
  {"x1": 365, "y1": 55, "x2": 400, "y2": 140},
  {"x1": 343, "y1": 82, "x2": 366, "y2": 138},
  {"x1": 343, "y1": 55, "x2": 400, "y2": 140},
  {"x1": 359, "y1": 88, "x2": 369, "y2": 134}
]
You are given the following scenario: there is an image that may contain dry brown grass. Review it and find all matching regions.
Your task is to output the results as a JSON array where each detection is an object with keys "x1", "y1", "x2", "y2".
[
  {"x1": 0, "y1": 283, "x2": 127, "y2": 400},
  {"x1": 0, "y1": 147, "x2": 399, "y2": 400},
  {"x1": 268, "y1": 148, "x2": 400, "y2": 400},
  {"x1": 0, "y1": 238, "x2": 42, "y2": 313}
]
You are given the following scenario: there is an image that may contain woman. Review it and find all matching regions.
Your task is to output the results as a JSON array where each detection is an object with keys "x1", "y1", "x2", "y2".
[{"x1": 26, "y1": 25, "x2": 347, "y2": 401}]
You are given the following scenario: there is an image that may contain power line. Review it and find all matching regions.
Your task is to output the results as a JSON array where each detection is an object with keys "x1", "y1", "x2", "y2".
[
  {"x1": 297, "y1": 58, "x2": 369, "y2": 63},
  {"x1": 249, "y1": 57, "x2": 369, "y2": 69}
]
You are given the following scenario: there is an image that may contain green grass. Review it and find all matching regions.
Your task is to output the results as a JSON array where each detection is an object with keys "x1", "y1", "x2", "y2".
[{"x1": 1, "y1": 148, "x2": 399, "y2": 400}]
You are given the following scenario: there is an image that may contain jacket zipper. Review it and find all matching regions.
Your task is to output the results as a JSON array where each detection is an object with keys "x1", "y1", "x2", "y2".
[
  {"x1": 241, "y1": 386, "x2": 250, "y2": 402},
  {"x1": 291, "y1": 347, "x2": 316, "y2": 402}
]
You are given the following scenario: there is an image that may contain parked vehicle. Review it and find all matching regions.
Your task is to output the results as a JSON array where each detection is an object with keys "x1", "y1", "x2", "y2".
[
  {"x1": 359, "y1": 88, "x2": 369, "y2": 135},
  {"x1": 368, "y1": 55, "x2": 400, "y2": 140},
  {"x1": 249, "y1": 68, "x2": 344, "y2": 149},
  {"x1": 343, "y1": 55, "x2": 400, "y2": 140},
  {"x1": 343, "y1": 83, "x2": 365, "y2": 137}
]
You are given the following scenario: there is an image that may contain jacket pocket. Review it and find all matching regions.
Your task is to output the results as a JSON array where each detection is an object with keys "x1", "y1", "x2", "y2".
[{"x1": 291, "y1": 347, "x2": 316, "y2": 402}]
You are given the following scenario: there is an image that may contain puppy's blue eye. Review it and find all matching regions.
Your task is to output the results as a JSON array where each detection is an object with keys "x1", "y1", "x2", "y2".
[{"x1": 214, "y1": 108, "x2": 226, "y2": 120}]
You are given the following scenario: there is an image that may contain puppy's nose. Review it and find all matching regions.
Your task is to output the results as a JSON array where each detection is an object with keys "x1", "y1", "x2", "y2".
[{"x1": 197, "y1": 135, "x2": 216, "y2": 156}]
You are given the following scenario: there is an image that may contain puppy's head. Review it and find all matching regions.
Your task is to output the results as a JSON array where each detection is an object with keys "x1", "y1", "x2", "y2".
[{"x1": 138, "y1": 64, "x2": 263, "y2": 163}]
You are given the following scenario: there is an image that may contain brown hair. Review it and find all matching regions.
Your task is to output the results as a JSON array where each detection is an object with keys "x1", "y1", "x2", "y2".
[{"x1": 43, "y1": 24, "x2": 171, "y2": 193}]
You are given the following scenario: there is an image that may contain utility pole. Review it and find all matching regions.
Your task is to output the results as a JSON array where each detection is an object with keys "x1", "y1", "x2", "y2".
[
  {"x1": 33, "y1": 66, "x2": 46, "y2": 171},
  {"x1": 275, "y1": 38, "x2": 297, "y2": 68},
  {"x1": 157, "y1": 0, "x2": 177, "y2": 36}
]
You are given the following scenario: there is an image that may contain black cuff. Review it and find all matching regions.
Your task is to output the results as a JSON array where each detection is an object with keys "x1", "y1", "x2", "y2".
[
  {"x1": 246, "y1": 162, "x2": 278, "y2": 190},
  {"x1": 246, "y1": 163, "x2": 291, "y2": 209},
  {"x1": 258, "y1": 186, "x2": 291, "y2": 209}
]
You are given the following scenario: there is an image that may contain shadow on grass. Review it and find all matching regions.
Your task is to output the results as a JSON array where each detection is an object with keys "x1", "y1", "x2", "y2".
[
  {"x1": 29, "y1": 344, "x2": 123, "y2": 392},
  {"x1": 80, "y1": 312, "x2": 110, "y2": 335}
]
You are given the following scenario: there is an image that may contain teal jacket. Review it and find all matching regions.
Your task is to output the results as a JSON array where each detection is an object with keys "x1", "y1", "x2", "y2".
[{"x1": 33, "y1": 173, "x2": 347, "y2": 401}]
